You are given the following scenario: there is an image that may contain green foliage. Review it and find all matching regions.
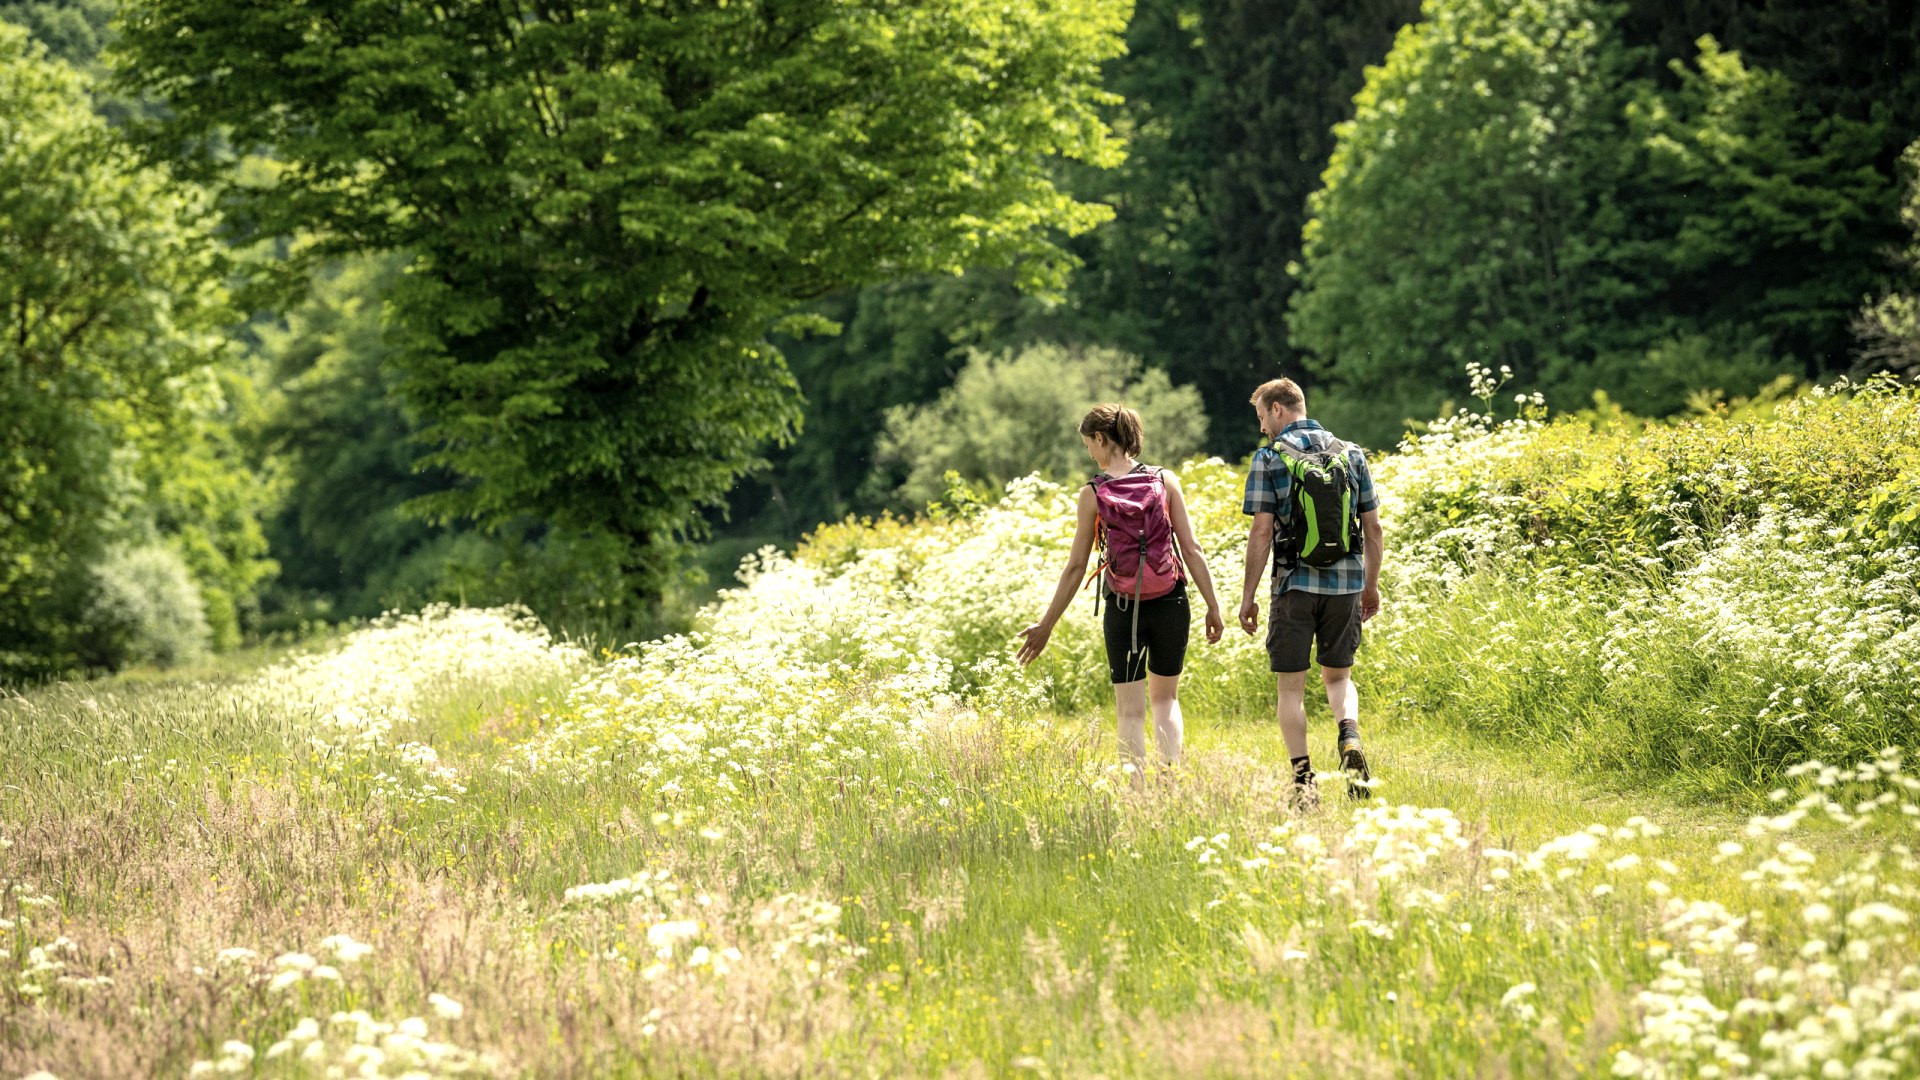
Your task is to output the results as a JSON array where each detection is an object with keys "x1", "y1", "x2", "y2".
[
  {"x1": 1289, "y1": 0, "x2": 1652, "y2": 445},
  {"x1": 248, "y1": 255, "x2": 674, "y2": 639},
  {"x1": 794, "y1": 512, "x2": 943, "y2": 578},
  {"x1": 4, "y1": 0, "x2": 167, "y2": 122},
  {"x1": 1622, "y1": 1, "x2": 1920, "y2": 150},
  {"x1": 117, "y1": 0, "x2": 1129, "y2": 600},
  {"x1": 1053, "y1": 0, "x2": 1224, "y2": 417},
  {"x1": 752, "y1": 270, "x2": 1055, "y2": 534},
  {"x1": 711, "y1": 0, "x2": 1422, "y2": 540},
  {"x1": 1387, "y1": 375, "x2": 1920, "y2": 575},
  {"x1": 1197, "y1": 0, "x2": 1421, "y2": 422},
  {"x1": 1857, "y1": 293, "x2": 1920, "y2": 377},
  {"x1": 129, "y1": 366, "x2": 277, "y2": 650},
  {"x1": 371, "y1": 523, "x2": 687, "y2": 646},
  {"x1": 0, "y1": 23, "x2": 259, "y2": 678},
  {"x1": 873, "y1": 343, "x2": 1210, "y2": 508},
  {"x1": 1627, "y1": 36, "x2": 1898, "y2": 373},
  {"x1": 804, "y1": 369, "x2": 1920, "y2": 793},
  {"x1": 0, "y1": 0, "x2": 112, "y2": 69},
  {"x1": 1290, "y1": 0, "x2": 1905, "y2": 445},
  {"x1": 77, "y1": 542, "x2": 210, "y2": 670},
  {"x1": 249, "y1": 254, "x2": 446, "y2": 617},
  {"x1": 1368, "y1": 374, "x2": 1920, "y2": 791},
  {"x1": 1853, "y1": 139, "x2": 1920, "y2": 377},
  {"x1": 1578, "y1": 331, "x2": 1796, "y2": 424}
]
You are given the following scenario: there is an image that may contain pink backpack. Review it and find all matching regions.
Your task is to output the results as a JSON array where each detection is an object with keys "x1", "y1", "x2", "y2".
[{"x1": 1087, "y1": 465, "x2": 1184, "y2": 608}]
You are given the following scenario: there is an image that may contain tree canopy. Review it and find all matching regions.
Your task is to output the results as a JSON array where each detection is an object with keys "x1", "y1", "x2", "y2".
[
  {"x1": 116, "y1": 0, "x2": 1130, "y2": 593},
  {"x1": 0, "y1": 22, "x2": 261, "y2": 677},
  {"x1": 1195, "y1": 0, "x2": 1420, "y2": 423},
  {"x1": 0, "y1": 0, "x2": 111, "y2": 69},
  {"x1": 1288, "y1": 0, "x2": 1906, "y2": 445}
]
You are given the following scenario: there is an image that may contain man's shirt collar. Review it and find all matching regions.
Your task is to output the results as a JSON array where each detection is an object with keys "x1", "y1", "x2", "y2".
[{"x1": 1267, "y1": 418, "x2": 1325, "y2": 448}]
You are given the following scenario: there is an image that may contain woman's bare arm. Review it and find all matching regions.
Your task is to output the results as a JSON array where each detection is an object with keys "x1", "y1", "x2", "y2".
[{"x1": 1016, "y1": 485, "x2": 1101, "y2": 665}]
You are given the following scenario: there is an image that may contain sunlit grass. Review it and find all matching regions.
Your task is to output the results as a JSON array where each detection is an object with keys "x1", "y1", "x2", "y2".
[
  {"x1": 4, "y1": 610, "x2": 1913, "y2": 1077},
  {"x1": 6, "y1": 382, "x2": 1920, "y2": 1076}
]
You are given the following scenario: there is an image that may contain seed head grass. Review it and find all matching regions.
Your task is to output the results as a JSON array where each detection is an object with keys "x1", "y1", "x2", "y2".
[{"x1": 5, "y1": 380, "x2": 1919, "y2": 1076}]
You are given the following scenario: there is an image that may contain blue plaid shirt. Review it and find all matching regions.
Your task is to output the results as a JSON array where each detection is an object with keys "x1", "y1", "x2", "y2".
[{"x1": 1242, "y1": 419, "x2": 1379, "y2": 596}]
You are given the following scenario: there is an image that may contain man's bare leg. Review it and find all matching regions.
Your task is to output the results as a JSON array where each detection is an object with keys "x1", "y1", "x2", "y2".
[
  {"x1": 1276, "y1": 670, "x2": 1318, "y2": 807},
  {"x1": 1320, "y1": 664, "x2": 1372, "y2": 798}
]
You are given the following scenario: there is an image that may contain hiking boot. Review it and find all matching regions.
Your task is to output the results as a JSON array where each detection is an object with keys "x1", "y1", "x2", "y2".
[{"x1": 1340, "y1": 736, "x2": 1373, "y2": 801}]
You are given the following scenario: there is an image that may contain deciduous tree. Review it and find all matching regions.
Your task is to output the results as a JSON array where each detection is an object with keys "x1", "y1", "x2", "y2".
[
  {"x1": 0, "y1": 24, "x2": 254, "y2": 676},
  {"x1": 1288, "y1": 0, "x2": 1902, "y2": 444},
  {"x1": 1289, "y1": 0, "x2": 1652, "y2": 443},
  {"x1": 117, "y1": 0, "x2": 1130, "y2": 597},
  {"x1": 1198, "y1": 0, "x2": 1419, "y2": 424}
]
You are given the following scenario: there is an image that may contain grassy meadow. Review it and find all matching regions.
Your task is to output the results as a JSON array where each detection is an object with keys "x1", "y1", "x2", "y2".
[{"x1": 5, "y1": 379, "x2": 1920, "y2": 1078}]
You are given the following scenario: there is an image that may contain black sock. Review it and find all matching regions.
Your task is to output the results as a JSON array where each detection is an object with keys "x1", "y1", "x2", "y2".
[
  {"x1": 1338, "y1": 719, "x2": 1360, "y2": 745},
  {"x1": 1292, "y1": 755, "x2": 1314, "y2": 784}
]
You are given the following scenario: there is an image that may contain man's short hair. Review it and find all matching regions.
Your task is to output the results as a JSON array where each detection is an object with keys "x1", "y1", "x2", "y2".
[{"x1": 1251, "y1": 378, "x2": 1306, "y2": 413}]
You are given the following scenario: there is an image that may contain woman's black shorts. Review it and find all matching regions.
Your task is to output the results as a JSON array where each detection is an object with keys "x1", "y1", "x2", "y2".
[{"x1": 1102, "y1": 579, "x2": 1190, "y2": 684}]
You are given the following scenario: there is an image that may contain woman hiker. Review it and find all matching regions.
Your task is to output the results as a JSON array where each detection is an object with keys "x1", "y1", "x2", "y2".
[{"x1": 1015, "y1": 403, "x2": 1226, "y2": 784}]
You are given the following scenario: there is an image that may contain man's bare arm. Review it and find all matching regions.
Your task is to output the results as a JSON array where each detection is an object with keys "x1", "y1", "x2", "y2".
[
  {"x1": 1359, "y1": 509, "x2": 1383, "y2": 620},
  {"x1": 1240, "y1": 513, "x2": 1274, "y2": 635}
]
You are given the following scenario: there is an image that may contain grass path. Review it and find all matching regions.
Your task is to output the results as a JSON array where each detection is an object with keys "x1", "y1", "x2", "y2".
[
  {"x1": 1201, "y1": 708, "x2": 1743, "y2": 851},
  {"x1": 1, "y1": 646, "x2": 1910, "y2": 1079}
]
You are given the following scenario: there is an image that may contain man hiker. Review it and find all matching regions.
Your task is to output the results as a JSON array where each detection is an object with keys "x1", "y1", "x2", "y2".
[{"x1": 1237, "y1": 378, "x2": 1384, "y2": 809}]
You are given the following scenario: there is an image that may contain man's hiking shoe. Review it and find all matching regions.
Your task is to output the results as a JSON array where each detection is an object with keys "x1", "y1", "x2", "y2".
[{"x1": 1340, "y1": 737, "x2": 1373, "y2": 801}]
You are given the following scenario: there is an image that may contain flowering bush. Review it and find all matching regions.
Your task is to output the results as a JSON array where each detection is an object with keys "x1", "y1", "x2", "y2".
[
  {"x1": 1365, "y1": 377, "x2": 1920, "y2": 786},
  {"x1": 242, "y1": 604, "x2": 587, "y2": 806},
  {"x1": 1380, "y1": 373, "x2": 1920, "y2": 580}
]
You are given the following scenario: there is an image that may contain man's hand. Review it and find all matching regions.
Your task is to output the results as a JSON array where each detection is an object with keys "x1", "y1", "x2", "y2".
[
  {"x1": 1204, "y1": 606, "x2": 1225, "y2": 644},
  {"x1": 1015, "y1": 623, "x2": 1052, "y2": 666},
  {"x1": 1238, "y1": 597, "x2": 1261, "y2": 636},
  {"x1": 1360, "y1": 584, "x2": 1381, "y2": 622}
]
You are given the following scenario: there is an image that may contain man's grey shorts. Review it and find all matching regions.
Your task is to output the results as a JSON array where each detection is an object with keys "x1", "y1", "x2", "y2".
[{"x1": 1266, "y1": 590, "x2": 1363, "y2": 672}]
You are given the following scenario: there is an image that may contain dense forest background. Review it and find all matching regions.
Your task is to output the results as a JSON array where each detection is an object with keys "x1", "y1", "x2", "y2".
[{"x1": 4, "y1": 0, "x2": 1918, "y2": 680}]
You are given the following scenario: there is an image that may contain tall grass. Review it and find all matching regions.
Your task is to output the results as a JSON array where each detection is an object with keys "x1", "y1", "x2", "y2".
[{"x1": 5, "y1": 379, "x2": 1919, "y2": 1077}]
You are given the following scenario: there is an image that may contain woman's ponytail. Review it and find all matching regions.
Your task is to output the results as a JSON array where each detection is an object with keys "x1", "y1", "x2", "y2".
[{"x1": 1079, "y1": 403, "x2": 1143, "y2": 457}]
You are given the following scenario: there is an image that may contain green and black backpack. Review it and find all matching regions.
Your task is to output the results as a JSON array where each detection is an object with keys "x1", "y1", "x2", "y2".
[{"x1": 1272, "y1": 438, "x2": 1363, "y2": 569}]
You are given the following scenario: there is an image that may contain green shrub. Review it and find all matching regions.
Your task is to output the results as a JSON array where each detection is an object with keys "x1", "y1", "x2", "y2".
[
  {"x1": 79, "y1": 544, "x2": 211, "y2": 671},
  {"x1": 1385, "y1": 374, "x2": 1920, "y2": 578},
  {"x1": 872, "y1": 343, "x2": 1209, "y2": 509},
  {"x1": 795, "y1": 511, "x2": 942, "y2": 580},
  {"x1": 1576, "y1": 334, "x2": 1796, "y2": 419},
  {"x1": 1371, "y1": 374, "x2": 1920, "y2": 793}
]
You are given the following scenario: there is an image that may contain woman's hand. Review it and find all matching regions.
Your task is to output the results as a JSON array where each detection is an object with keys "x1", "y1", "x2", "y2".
[
  {"x1": 1015, "y1": 622, "x2": 1052, "y2": 666},
  {"x1": 1204, "y1": 605, "x2": 1225, "y2": 644}
]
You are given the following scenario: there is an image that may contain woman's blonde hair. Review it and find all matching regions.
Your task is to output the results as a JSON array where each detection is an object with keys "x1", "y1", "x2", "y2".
[{"x1": 1078, "y1": 403, "x2": 1143, "y2": 456}]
